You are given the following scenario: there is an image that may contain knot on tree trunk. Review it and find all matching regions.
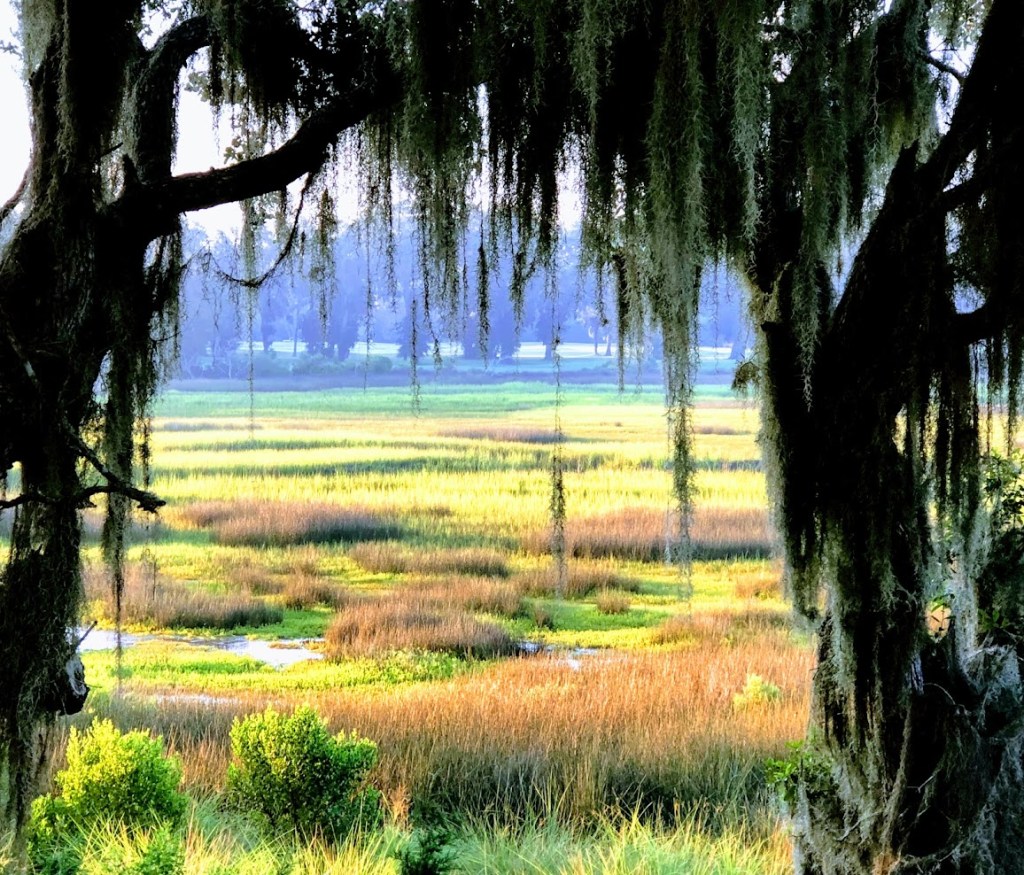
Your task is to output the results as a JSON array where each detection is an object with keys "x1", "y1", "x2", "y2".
[{"x1": 41, "y1": 652, "x2": 89, "y2": 717}]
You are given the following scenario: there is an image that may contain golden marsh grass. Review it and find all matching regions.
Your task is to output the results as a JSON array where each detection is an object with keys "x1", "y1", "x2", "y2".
[
  {"x1": 523, "y1": 505, "x2": 773, "y2": 561},
  {"x1": 325, "y1": 599, "x2": 516, "y2": 659},
  {"x1": 94, "y1": 626, "x2": 810, "y2": 825},
  {"x1": 83, "y1": 563, "x2": 283, "y2": 630}
]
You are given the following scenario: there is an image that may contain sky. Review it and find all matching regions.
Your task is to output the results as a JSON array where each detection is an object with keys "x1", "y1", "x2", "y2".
[{"x1": 0, "y1": 5, "x2": 29, "y2": 203}]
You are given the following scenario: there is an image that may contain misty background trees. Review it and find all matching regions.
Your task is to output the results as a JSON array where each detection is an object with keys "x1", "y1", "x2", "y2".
[{"x1": 175, "y1": 222, "x2": 749, "y2": 378}]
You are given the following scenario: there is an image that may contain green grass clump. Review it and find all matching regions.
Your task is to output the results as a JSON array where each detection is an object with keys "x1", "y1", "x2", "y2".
[
  {"x1": 455, "y1": 813, "x2": 792, "y2": 874},
  {"x1": 82, "y1": 644, "x2": 467, "y2": 696}
]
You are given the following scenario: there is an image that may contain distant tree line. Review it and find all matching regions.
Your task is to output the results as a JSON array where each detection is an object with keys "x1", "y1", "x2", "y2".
[{"x1": 176, "y1": 223, "x2": 748, "y2": 377}]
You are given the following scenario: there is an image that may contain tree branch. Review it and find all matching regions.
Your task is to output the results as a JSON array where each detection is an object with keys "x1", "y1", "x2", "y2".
[
  {"x1": 117, "y1": 74, "x2": 400, "y2": 239},
  {"x1": 0, "y1": 492, "x2": 53, "y2": 510},
  {"x1": 920, "y1": 50, "x2": 965, "y2": 85},
  {"x1": 68, "y1": 429, "x2": 165, "y2": 513},
  {"x1": 127, "y1": 16, "x2": 211, "y2": 185},
  {"x1": 75, "y1": 484, "x2": 165, "y2": 512},
  {"x1": 0, "y1": 164, "x2": 30, "y2": 225},
  {"x1": 953, "y1": 301, "x2": 1008, "y2": 347},
  {"x1": 921, "y1": 0, "x2": 1024, "y2": 193}
]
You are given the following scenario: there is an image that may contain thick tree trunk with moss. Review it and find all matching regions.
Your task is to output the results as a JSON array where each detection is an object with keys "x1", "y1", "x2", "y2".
[{"x1": 753, "y1": 47, "x2": 1024, "y2": 869}]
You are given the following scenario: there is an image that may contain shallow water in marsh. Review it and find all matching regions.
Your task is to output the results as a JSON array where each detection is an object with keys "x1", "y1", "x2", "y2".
[{"x1": 76, "y1": 627, "x2": 324, "y2": 668}]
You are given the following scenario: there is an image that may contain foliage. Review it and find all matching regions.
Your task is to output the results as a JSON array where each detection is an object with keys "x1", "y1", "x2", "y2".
[
  {"x1": 731, "y1": 674, "x2": 781, "y2": 710},
  {"x1": 764, "y1": 741, "x2": 830, "y2": 814},
  {"x1": 27, "y1": 722, "x2": 186, "y2": 874},
  {"x1": 32, "y1": 721, "x2": 186, "y2": 832},
  {"x1": 225, "y1": 706, "x2": 382, "y2": 840},
  {"x1": 975, "y1": 453, "x2": 1024, "y2": 647}
]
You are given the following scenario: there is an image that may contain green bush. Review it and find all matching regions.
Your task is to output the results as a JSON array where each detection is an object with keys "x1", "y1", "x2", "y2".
[
  {"x1": 226, "y1": 706, "x2": 382, "y2": 840},
  {"x1": 28, "y1": 721, "x2": 186, "y2": 873},
  {"x1": 38, "y1": 720, "x2": 186, "y2": 829}
]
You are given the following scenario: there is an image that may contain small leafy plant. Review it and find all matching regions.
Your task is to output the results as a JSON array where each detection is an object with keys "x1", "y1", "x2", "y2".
[
  {"x1": 28, "y1": 720, "x2": 187, "y2": 873},
  {"x1": 395, "y1": 801, "x2": 458, "y2": 875},
  {"x1": 226, "y1": 705, "x2": 382, "y2": 840},
  {"x1": 765, "y1": 740, "x2": 832, "y2": 813},
  {"x1": 732, "y1": 673, "x2": 781, "y2": 709}
]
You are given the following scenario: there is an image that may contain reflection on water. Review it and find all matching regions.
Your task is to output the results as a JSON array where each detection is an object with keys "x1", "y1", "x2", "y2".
[{"x1": 75, "y1": 627, "x2": 323, "y2": 668}]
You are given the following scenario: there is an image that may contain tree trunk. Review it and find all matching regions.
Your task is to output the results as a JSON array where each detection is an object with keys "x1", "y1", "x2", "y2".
[
  {"x1": 757, "y1": 152, "x2": 1024, "y2": 873},
  {"x1": 0, "y1": 418, "x2": 86, "y2": 829}
]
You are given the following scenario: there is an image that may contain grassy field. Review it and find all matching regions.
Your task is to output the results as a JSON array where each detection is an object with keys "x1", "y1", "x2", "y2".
[{"x1": 3, "y1": 376, "x2": 809, "y2": 873}]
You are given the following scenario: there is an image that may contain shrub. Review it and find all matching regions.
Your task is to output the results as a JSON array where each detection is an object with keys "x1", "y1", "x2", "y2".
[
  {"x1": 28, "y1": 721, "x2": 187, "y2": 872},
  {"x1": 396, "y1": 824, "x2": 458, "y2": 875},
  {"x1": 39, "y1": 720, "x2": 187, "y2": 830},
  {"x1": 732, "y1": 674, "x2": 782, "y2": 709},
  {"x1": 226, "y1": 706, "x2": 381, "y2": 840}
]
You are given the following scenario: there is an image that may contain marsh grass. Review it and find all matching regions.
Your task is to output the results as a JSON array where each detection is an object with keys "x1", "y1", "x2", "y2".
[
  {"x1": 401, "y1": 577, "x2": 525, "y2": 618},
  {"x1": 525, "y1": 506, "x2": 773, "y2": 561},
  {"x1": 348, "y1": 541, "x2": 508, "y2": 577},
  {"x1": 325, "y1": 600, "x2": 516, "y2": 659},
  {"x1": 514, "y1": 561, "x2": 639, "y2": 598},
  {"x1": 83, "y1": 564, "x2": 283, "y2": 631},
  {"x1": 173, "y1": 500, "x2": 402, "y2": 546},
  {"x1": 732, "y1": 566, "x2": 783, "y2": 601},
  {"x1": 220, "y1": 557, "x2": 284, "y2": 596},
  {"x1": 90, "y1": 629, "x2": 809, "y2": 827},
  {"x1": 595, "y1": 590, "x2": 631, "y2": 615},
  {"x1": 651, "y1": 608, "x2": 792, "y2": 646},
  {"x1": 437, "y1": 426, "x2": 565, "y2": 444},
  {"x1": 281, "y1": 573, "x2": 351, "y2": 610}
]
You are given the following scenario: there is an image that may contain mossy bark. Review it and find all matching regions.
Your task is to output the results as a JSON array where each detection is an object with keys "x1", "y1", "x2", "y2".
[
  {"x1": 756, "y1": 151, "x2": 1024, "y2": 875},
  {"x1": 0, "y1": 442, "x2": 85, "y2": 829}
]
